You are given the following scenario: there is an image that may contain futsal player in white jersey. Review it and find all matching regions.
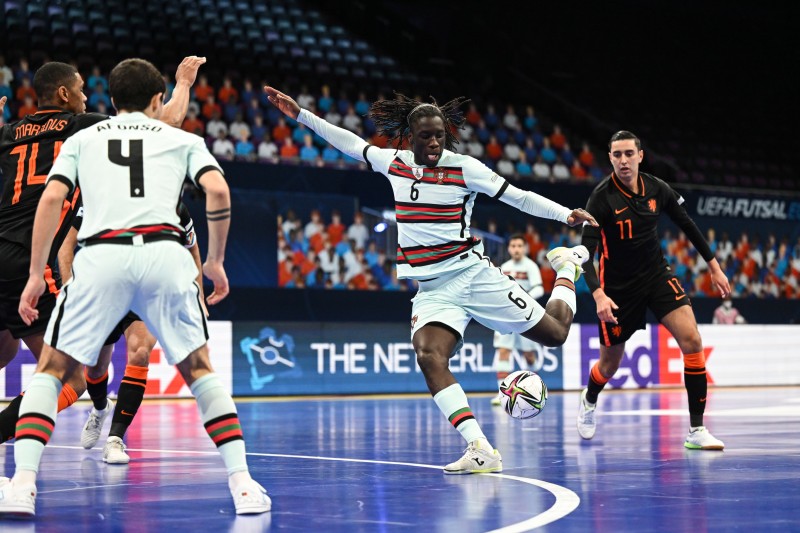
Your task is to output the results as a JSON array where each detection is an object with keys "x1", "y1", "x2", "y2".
[
  {"x1": 491, "y1": 234, "x2": 544, "y2": 405},
  {"x1": 0, "y1": 59, "x2": 269, "y2": 517},
  {"x1": 266, "y1": 86, "x2": 598, "y2": 474}
]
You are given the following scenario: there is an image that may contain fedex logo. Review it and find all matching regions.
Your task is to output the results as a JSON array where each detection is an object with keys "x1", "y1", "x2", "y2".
[{"x1": 580, "y1": 325, "x2": 714, "y2": 388}]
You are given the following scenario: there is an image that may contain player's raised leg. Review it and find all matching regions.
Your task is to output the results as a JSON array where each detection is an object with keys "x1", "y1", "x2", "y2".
[{"x1": 414, "y1": 324, "x2": 502, "y2": 475}]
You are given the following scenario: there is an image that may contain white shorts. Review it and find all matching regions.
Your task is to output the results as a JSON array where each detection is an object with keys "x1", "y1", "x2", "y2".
[
  {"x1": 493, "y1": 331, "x2": 540, "y2": 353},
  {"x1": 410, "y1": 260, "x2": 546, "y2": 352},
  {"x1": 45, "y1": 241, "x2": 207, "y2": 366}
]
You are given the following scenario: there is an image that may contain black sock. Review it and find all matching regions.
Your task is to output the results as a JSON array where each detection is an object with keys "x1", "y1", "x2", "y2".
[
  {"x1": 0, "y1": 394, "x2": 23, "y2": 442},
  {"x1": 585, "y1": 363, "x2": 608, "y2": 404},
  {"x1": 109, "y1": 365, "x2": 147, "y2": 439},
  {"x1": 86, "y1": 371, "x2": 110, "y2": 411},
  {"x1": 685, "y1": 372, "x2": 707, "y2": 428}
]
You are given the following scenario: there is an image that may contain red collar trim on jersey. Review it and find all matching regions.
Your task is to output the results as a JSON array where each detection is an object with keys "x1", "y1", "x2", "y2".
[{"x1": 611, "y1": 173, "x2": 645, "y2": 197}]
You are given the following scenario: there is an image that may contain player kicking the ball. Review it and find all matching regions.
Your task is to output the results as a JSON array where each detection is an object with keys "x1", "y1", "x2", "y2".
[{"x1": 266, "y1": 86, "x2": 597, "y2": 474}]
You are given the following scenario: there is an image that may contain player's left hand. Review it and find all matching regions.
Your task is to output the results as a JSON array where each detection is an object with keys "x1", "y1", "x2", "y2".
[
  {"x1": 174, "y1": 56, "x2": 207, "y2": 87},
  {"x1": 18, "y1": 276, "x2": 46, "y2": 326},
  {"x1": 567, "y1": 208, "x2": 598, "y2": 227},
  {"x1": 711, "y1": 270, "x2": 731, "y2": 298},
  {"x1": 203, "y1": 260, "x2": 229, "y2": 305}
]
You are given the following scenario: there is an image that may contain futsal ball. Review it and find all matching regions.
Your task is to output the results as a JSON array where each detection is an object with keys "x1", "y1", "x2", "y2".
[{"x1": 499, "y1": 370, "x2": 548, "y2": 419}]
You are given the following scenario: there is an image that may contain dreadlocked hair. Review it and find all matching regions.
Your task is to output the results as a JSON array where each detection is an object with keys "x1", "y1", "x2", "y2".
[{"x1": 368, "y1": 93, "x2": 470, "y2": 151}]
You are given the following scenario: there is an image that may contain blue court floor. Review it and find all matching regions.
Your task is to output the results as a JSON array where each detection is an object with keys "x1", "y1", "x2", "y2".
[{"x1": 1, "y1": 386, "x2": 798, "y2": 532}]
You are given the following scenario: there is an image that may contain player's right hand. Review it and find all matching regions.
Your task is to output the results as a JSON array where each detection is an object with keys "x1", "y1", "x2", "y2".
[
  {"x1": 174, "y1": 56, "x2": 207, "y2": 87},
  {"x1": 263, "y1": 86, "x2": 301, "y2": 120},
  {"x1": 593, "y1": 289, "x2": 619, "y2": 324},
  {"x1": 18, "y1": 276, "x2": 46, "y2": 326},
  {"x1": 202, "y1": 260, "x2": 229, "y2": 305}
]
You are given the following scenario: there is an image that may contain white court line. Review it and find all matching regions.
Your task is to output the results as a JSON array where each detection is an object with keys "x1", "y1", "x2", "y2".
[
  {"x1": 43, "y1": 444, "x2": 580, "y2": 531},
  {"x1": 39, "y1": 482, "x2": 153, "y2": 494}
]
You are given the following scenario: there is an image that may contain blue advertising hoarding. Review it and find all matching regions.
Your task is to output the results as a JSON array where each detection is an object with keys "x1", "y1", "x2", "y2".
[{"x1": 232, "y1": 321, "x2": 564, "y2": 396}]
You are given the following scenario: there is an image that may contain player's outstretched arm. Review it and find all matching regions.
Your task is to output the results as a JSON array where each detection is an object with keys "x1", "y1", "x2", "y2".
[
  {"x1": 198, "y1": 169, "x2": 230, "y2": 305},
  {"x1": 161, "y1": 56, "x2": 207, "y2": 127},
  {"x1": 566, "y1": 208, "x2": 598, "y2": 227},
  {"x1": 19, "y1": 181, "x2": 71, "y2": 325},
  {"x1": 496, "y1": 182, "x2": 599, "y2": 227},
  {"x1": 264, "y1": 85, "x2": 369, "y2": 162}
]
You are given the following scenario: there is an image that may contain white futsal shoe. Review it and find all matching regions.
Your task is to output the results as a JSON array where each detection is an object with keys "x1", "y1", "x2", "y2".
[
  {"x1": 0, "y1": 477, "x2": 36, "y2": 516},
  {"x1": 103, "y1": 436, "x2": 131, "y2": 464},
  {"x1": 684, "y1": 427, "x2": 725, "y2": 450},
  {"x1": 546, "y1": 245, "x2": 590, "y2": 281},
  {"x1": 443, "y1": 439, "x2": 503, "y2": 475},
  {"x1": 232, "y1": 479, "x2": 271, "y2": 514},
  {"x1": 81, "y1": 399, "x2": 114, "y2": 449},
  {"x1": 577, "y1": 389, "x2": 597, "y2": 440}
]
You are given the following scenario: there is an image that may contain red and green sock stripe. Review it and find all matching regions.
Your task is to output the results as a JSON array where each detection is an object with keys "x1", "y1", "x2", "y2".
[
  {"x1": 16, "y1": 413, "x2": 55, "y2": 445},
  {"x1": 204, "y1": 413, "x2": 244, "y2": 447},
  {"x1": 448, "y1": 407, "x2": 475, "y2": 429}
]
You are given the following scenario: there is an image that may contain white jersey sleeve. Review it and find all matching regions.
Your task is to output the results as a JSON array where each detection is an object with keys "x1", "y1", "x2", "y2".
[
  {"x1": 297, "y1": 109, "x2": 369, "y2": 162},
  {"x1": 187, "y1": 135, "x2": 223, "y2": 187},
  {"x1": 363, "y1": 146, "x2": 398, "y2": 175},
  {"x1": 460, "y1": 156, "x2": 507, "y2": 198},
  {"x1": 47, "y1": 133, "x2": 81, "y2": 192}
]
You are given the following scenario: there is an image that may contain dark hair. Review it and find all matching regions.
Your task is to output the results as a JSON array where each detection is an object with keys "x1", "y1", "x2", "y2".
[
  {"x1": 608, "y1": 130, "x2": 641, "y2": 151},
  {"x1": 369, "y1": 93, "x2": 469, "y2": 150},
  {"x1": 33, "y1": 62, "x2": 78, "y2": 102},
  {"x1": 109, "y1": 58, "x2": 166, "y2": 112},
  {"x1": 508, "y1": 233, "x2": 526, "y2": 245}
]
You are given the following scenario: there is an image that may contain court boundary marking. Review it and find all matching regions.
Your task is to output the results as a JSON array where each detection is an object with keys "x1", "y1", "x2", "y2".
[{"x1": 39, "y1": 444, "x2": 580, "y2": 532}]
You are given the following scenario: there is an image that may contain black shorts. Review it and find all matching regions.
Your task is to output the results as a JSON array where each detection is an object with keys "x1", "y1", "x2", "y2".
[
  {"x1": 102, "y1": 311, "x2": 142, "y2": 346},
  {"x1": 0, "y1": 240, "x2": 59, "y2": 339},
  {"x1": 598, "y1": 268, "x2": 691, "y2": 346}
]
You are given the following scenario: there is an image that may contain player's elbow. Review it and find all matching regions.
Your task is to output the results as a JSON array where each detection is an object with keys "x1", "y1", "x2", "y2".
[{"x1": 199, "y1": 171, "x2": 230, "y2": 202}]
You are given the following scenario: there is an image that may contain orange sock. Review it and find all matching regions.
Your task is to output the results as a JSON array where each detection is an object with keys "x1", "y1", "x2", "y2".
[{"x1": 56, "y1": 383, "x2": 79, "y2": 412}]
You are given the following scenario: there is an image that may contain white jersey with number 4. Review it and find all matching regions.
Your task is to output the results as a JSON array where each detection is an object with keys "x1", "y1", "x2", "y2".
[{"x1": 48, "y1": 112, "x2": 220, "y2": 242}]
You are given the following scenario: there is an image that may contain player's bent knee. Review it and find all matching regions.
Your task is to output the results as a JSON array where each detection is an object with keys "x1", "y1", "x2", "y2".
[
  {"x1": 415, "y1": 348, "x2": 449, "y2": 373},
  {"x1": 176, "y1": 345, "x2": 214, "y2": 386}
]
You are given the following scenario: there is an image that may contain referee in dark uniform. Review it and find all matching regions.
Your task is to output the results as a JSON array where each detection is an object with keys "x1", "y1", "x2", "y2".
[{"x1": 578, "y1": 130, "x2": 730, "y2": 450}]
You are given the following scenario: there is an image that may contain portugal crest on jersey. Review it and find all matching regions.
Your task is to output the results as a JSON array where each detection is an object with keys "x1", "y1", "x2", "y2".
[
  {"x1": 648, "y1": 198, "x2": 657, "y2": 212},
  {"x1": 434, "y1": 168, "x2": 448, "y2": 184}
]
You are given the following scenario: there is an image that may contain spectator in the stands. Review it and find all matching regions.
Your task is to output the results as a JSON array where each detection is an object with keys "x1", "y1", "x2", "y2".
[
  {"x1": 212, "y1": 130, "x2": 235, "y2": 161},
  {"x1": 570, "y1": 160, "x2": 588, "y2": 180},
  {"x1": 86, "y1": 65, "x2": 107, "y2": 92},
  {"x1": 281, "y1": 209, "x2": 300, "y2": 238},
  {"x1": 466, "y1": 133, "x2": 484, "y2": 158},
  {"x1": 354, "y1": 91, "x2": 370, "y2": 116},
  {"x1": 523, "y1": 137, "x2": 537, "y2": 162},
  {"x1": 280, "y1": 137, "x2": 299, "y2": 159},
  {"x1": 241, "y1": 79, "x2": 257, "y2": 106},
  {"x1": 717, "y1": 231, "x2": 734, "y2": 263},
  {"x1": 296, "y1": 84, "x2": 315, "y2": 109},
  {"x1": 486, "y1": 134, "x2": 503, "y2": 161},
  {"x1": 251, "y1": 114, "x2": 267, "y2": 143},
  {"x1": 300, "y1": 134, "x2": 320, "y2": 164},
  {"x1": 181, "y1": 108, "x2": 205, "y2": 136},
  {"x1": 552, "y1": 156, "x2": 570, "y2": 181},
  {"x1": 322, "y1": 142, "x2": 340, "y2": 163},
  {"x1": 343, "y1": 105, "x2": 361, "y2": 132},
  {"x1": 272, "y1": 116, "x2": 291, "y2": 144},
  {"x1": 503, "y1": 137, "x2": 521, "y2": 161},
  {"x1": 15, "y1": 77, "x2": 36, "y2": 102},
  {"x1": 246, "y1": 97, "x2": 263, "y2": 124},
  {"x1": 201, "y1": 94, "x2": 221, "y2": 120},
  {"x1": 17, "y1": 95, "x2": 36, "y2": 119},
  {"x1": 206, "y1": 110, "x2": 228, "y2": 139},
  {"x1": 484, "y1": 103, "x2": 499, "y2": 129},
  {"x1": 194, "y1": 74, "x2": 214, "y2": 102},
  {"x1": 502, "y1": 104, "x2": 520, "y2": 130},
  {"x1": 516, "y1": 152, "x2": 533, "y2": 178},
  {"x1": 497, "y1": 158, "x2": 515, "y2": 177},
  {"x1": 235, "y1": 131, "x2": 255, "y2": 161},
  {"x1": 465, "y1": 102, "x2": 482, "y2": 126},
  {"x1": 522, "y1": 105, "x2": 538, "y2": 131},
  {"x1": 230, "y1": 112, "x2": 251, "y2": 141},
  {"x1": 549, "y1": 124, "x2": 567, "y2": 150},
  {"x1": 318, "y1": 84, "x2": 333, "y2": 113},
  {"x1": 539, "y1": 137, "x2": 557, "y2": 164},
  {"x1": 0, "y1": 73, "x2": 13, "y2": 111},
  {"x1": 218, "y1": 76, "x2": 239, "y2": 104},
  {"x1": 257, "y1": 132, "x2": 279, "y2": 161},
  {"x1": 327, "y1": 211, "x2": 346, "y2": 246},
  {"x1": 347, "y1": 212, "x2": 369, "y2": 250},
  {"x1": 578, "y1": 142, "x2": 596, "y2": 169},
  {"x1": 15, "y1": 58, "x2": 33, "y2": 86},
  {"x1": 533, "y1": 154, "x2": 551, "y2": 180},
  {"x1": 222, "y1": 95, "x2": 240, "y2": 123},
  {"x1": 475, "y1": 119, "x2": 490, "y2": 144},
  {"x1": 560, "y1": 142, "x2": 575, "y2": 167}
]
